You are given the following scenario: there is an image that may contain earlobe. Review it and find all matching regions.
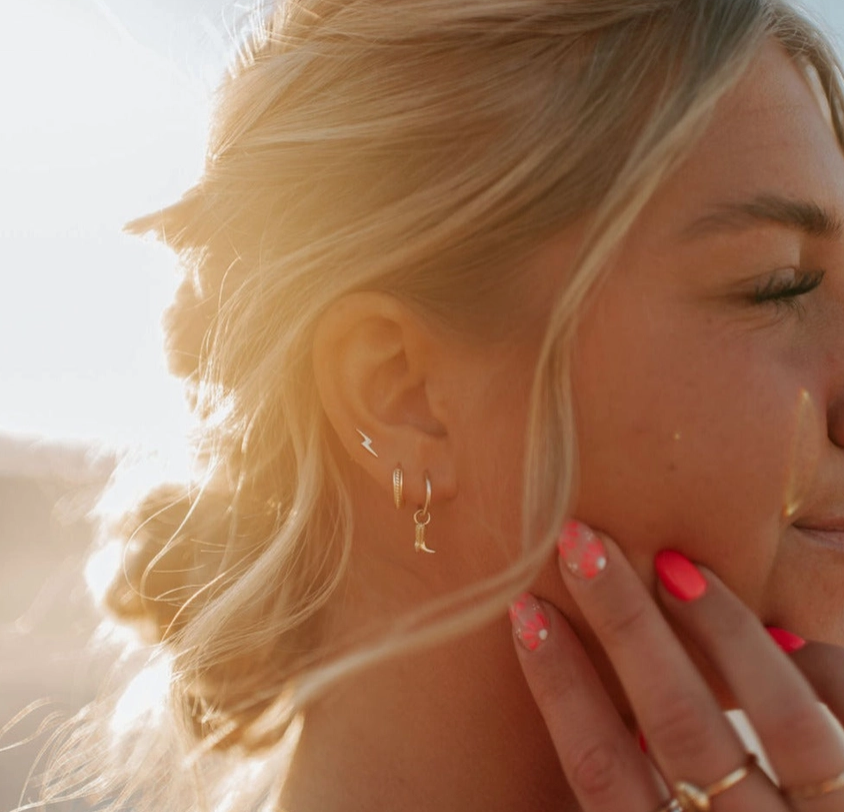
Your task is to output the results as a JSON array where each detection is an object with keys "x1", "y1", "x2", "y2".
[{"x1": 312, "y1": 292, "x2": 458, "y2": 507}]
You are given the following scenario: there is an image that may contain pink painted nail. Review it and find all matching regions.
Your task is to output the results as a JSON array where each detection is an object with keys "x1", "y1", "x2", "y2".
[
  {"x1": 558, "y1": 520, "x2": 608, "y2": 580},
  {"x1": 509, "y1": 593, "x2": 550, "y2": 652},
  {"x1": 766, "y1": 626, "x2": 806, "y2": 653},
  {"x1": 654, "y1": 550, "x2": 707, "y2": 602}
]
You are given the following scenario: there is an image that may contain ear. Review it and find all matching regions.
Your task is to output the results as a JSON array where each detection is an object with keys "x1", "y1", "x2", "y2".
[{"x1": 312, "y1": 292, "x2": 458, "y2": 508}]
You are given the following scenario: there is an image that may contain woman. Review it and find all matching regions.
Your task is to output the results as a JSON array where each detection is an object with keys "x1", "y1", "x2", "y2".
[{"x1": 38, "y1": 0, "x2": 844, "y2": 810}]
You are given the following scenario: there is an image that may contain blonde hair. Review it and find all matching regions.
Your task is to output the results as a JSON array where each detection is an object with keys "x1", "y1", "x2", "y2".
[{"x1": 33, "y1": 1, "x2": 844, "y2": 810}]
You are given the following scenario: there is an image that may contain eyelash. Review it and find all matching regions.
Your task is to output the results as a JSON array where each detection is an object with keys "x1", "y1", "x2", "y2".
[{"x1": 752, "y1": 269, "x2": 826, "y2": 314}]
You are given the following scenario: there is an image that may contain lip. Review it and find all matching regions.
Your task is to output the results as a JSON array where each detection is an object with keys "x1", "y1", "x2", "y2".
[{"x1": 793, "y1": 524, "x2": 844, "y2": 553}]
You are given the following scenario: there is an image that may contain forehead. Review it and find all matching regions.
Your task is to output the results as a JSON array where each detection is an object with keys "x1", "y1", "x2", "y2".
[{"x1": 634, "y1": 40, "x2": 844, "y2": 243}]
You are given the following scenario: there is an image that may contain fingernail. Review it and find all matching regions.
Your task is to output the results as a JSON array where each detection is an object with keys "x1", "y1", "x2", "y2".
[
  {"x1": 509, "y1": 593, "x2": 550, "y2": 652},
  {"x1": 558, "y1": 520, "x2": 608, "y2": 580},
  {"x1": 766, "y1": 626, "x2": 806, "y2": 653},
  {"x1": 654, "y1": 550, "x2": 707, "y2": 602}
]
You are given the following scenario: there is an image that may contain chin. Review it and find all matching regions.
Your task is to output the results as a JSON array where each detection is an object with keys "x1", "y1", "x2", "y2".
[
  {"x1": 790, "y1": 620, "x2": 844, "y2": 648},
  {"x1": 764, "y1": 601, "x2": 844, "y2": 650}
]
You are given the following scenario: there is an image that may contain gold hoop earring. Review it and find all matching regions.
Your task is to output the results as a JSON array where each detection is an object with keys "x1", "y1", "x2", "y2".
[
  {"x1": 392, "y1": 465, "x2": 404, "y2": 509},
  {"x1": 413, "y1": 472, "x2": 435, "y2": 554}
]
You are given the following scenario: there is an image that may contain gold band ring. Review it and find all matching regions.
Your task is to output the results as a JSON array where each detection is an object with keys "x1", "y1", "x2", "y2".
[
  {"x1": 782, "y1": 766, "x2": 844, "y2": 801},
  {"x1": 653, "y1": 753, "x2": 758, "y2": 812}
]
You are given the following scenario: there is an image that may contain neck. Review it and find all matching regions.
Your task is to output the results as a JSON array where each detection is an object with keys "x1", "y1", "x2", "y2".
[{"x1": 280, "y1": 614, "x2": 577, "y2": 812}]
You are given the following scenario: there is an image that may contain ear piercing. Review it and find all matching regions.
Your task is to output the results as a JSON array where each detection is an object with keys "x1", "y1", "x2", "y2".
[
  {"x1": 356, "y1": 428, "x2": 378, "y2": 458},
  {"x1": 395, "y1": 465, "x2": 434, "y2": 553},
  {"x1": 392, "y1": 465, "x2": 405, "y2": 509},
  {"x1": 355, "y1": 432, "x2": 435, "y2": 554},
  {"x1": 413, "y1": 472, "x2": 435, "y2": 554}
]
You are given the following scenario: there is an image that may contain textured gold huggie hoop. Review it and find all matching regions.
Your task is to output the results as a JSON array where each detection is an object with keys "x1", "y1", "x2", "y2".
[
  {"x1": 413, "y1": 472, "x2": 435, "y2": 554},
  {"x1": 392, "y1": 466, "x2": 404, "y2": 509}
]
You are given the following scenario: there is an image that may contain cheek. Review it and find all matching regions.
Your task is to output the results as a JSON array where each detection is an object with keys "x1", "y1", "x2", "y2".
[{"x1": 569, "y1": 308, "x2": 820, "y2": 607}]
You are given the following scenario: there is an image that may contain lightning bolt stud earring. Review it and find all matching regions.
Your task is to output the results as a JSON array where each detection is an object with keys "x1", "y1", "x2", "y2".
[{"x1": 356, "y1": 429, "x2": 378, "y2": 458}]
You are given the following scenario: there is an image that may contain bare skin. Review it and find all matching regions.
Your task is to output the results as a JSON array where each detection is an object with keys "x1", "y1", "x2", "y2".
[
  {"x1": 282, "y1": 41, "x2": 844, "y2": 812},
  {"x1": 514, "y1": 527, "x2": 844, "y2": 811}
]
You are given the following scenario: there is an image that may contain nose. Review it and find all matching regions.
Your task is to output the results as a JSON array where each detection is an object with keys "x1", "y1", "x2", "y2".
[
  {"x1": 830, "y1": 392, "x2": 844, "y2": 449},
  {"x1": 823, "y1": 260, "x2": 844, "y2": 449},
  {"x1": 827, "y1": 289, "x2": 844, "y2": 449}
]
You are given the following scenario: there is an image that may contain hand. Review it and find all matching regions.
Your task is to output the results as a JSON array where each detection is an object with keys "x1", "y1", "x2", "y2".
[{"x1": 509, "y1": 521, "x2": 844, "y2": 812}]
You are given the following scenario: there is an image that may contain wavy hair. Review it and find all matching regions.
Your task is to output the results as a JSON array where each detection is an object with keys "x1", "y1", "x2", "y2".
[{"x1": 32, "y1": 1, "x2": 844, "y2": 810}]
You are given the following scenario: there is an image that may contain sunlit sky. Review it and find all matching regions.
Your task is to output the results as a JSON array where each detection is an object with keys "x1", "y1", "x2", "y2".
[{"x1": 2, "y1": 0, "x2": 844, "y2": 455}]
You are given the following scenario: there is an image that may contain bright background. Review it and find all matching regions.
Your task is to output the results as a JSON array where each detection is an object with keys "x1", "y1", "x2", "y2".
[{"x1": 0, "y1": 0, "x2": 239, "y2": 458}]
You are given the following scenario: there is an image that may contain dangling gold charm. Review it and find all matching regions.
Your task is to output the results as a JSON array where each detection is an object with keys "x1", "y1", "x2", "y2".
[
  {"x1": 414, "y1": 509, "x2": 434, "y2": 553},
  {"x1": 413, "y1": 472, "x2": 435, "y2": 553}
]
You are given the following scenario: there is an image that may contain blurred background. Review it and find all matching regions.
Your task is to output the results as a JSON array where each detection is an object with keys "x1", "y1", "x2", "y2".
[
  {"x1": 2, "y1": 0, "x2": 844, "y2": 809},
  {"x1": 1, "y1": 2, "x2": 240, "y2": 807}
]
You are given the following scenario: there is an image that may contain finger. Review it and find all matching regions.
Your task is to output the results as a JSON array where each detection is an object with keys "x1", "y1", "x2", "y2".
[
  {"x1": 556, "y1": 521, "x2": 786, "y2": 811},
  {"x1": 510, "y1": 593, "x2": 668, "y2": 812},
  {"x1": 655, "y1": 567, "x2": 844, "y2": 810}
]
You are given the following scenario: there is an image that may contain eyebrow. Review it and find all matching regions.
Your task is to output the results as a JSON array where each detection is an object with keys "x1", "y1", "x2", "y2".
[{"x1": 680, "y1": 194, "x2": 844, "y2": 241}]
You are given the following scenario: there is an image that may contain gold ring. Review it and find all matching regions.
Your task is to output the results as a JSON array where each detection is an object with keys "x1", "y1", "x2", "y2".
[
  {"x1": 652, "y1": 753, "x2": 757, "y2": 812},
  {"x1": 781, "y1": 766, "x2": 844, "y2": 801}
]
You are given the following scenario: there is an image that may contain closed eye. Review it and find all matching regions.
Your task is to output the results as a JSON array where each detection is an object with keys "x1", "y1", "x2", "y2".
[{"x1": 753, "y1": 268, "x2": 825, "y2": 314}]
